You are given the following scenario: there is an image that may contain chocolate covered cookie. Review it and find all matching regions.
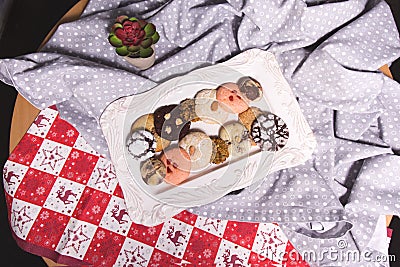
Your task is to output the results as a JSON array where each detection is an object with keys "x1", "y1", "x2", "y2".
[{"x1": 154, "y1": 104, "x2": 191, "y2": 141}]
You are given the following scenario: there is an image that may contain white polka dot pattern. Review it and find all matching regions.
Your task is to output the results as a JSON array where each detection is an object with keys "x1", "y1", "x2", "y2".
[{"x1": 0, "y1": 0, "x2": 399, "y2": 264}]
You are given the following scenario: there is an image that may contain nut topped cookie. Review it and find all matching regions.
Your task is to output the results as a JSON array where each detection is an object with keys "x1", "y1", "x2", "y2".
[
  {"x1": 210, "y1": 136, "x2": 229, "y2": 164},
  {"x1": 178, "y1": 98, "x2": 200, "y2": 122}
]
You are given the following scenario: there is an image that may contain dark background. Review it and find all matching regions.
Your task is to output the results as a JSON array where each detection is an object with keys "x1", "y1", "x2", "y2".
[{"x1": 0, "y1": 0, "x2": 399, "y2": 266}]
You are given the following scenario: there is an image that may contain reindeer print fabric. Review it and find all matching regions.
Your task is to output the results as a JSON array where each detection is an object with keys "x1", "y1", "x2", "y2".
[
  {"x1": 1, "y1": 0, "x2": 400, "y2": 266},
  {"x1": 3, "y1": 107, "x2": 316, "y2": 266}
]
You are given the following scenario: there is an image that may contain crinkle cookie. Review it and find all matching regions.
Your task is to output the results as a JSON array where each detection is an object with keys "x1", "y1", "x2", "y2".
[
  {"x1": 154, "y1": 104, "x2": 191, "y2": 141},
  {"x1": 210, "y1": 136, "x2": 229, "y2": 164},
  {"x1": 126, "y1": 130, "x2": 156, "y2": 160},
  {"x1": 219, "y1": 121, "x2": 252, "y2": 157},
  {"x1": 194, "y1": 89, "x2": 229, "y2": 124},
  {"x1": 131, "y1": 113, "x2": 170, "y2": 152},
  {"x1": 179, "y1": 131, "x2": 213, "y2": 171},
  {"x1": 237, "y1": 76, "x2": 263, "y2": 102},
  {"x1": 216, "y1": 82, "x2": 249, "y2": 114},
  {"x1": 140, "y1": 157, "x2": 166, "y2": 186},
  {"x1": 250, "y1": 112, "x2": 289, "y2": 151}
]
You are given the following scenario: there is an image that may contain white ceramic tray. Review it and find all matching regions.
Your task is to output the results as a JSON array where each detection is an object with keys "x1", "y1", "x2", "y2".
[{"x1": 100, "y1": 49, "x2": 316, "y2": 226}]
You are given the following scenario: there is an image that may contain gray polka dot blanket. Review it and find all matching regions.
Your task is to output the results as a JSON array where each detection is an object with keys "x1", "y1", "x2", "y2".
[{"x1": 1, "y1": 0, "x2": 399, "y2": 266}]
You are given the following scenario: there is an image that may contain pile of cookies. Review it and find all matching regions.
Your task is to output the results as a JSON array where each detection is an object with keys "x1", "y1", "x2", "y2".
[{"x1": 126, "y1": 76, "x2": 290, "y2": 186}]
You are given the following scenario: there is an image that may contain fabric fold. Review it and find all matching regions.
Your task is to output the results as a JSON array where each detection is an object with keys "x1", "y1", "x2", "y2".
[{"x1": 1, "y1": 0, "x2": 400, "y2": 265}]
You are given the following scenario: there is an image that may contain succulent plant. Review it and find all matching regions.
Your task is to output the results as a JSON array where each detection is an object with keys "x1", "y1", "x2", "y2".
[{"x1": 108, "y1": 15, "x2": 160, "y2": 58}]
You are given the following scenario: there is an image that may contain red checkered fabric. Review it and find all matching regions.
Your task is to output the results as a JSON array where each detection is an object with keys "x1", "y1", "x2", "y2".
[{"x1": 4, "y1": 106, "x2": 313, "y2": 266}]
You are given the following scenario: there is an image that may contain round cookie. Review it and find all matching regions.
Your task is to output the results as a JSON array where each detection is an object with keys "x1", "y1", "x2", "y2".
[
  {"x1": 238, "y1": 106, "x2": 263, "y2": 132},
  {"x1": 250, "y1": 112, "x2": 289, "y2": 151},
  {"x1": 194, "y1": 89, "x2": 229, "y2": 124},
  {"x1": 131, "y1": 113, "x2": 171, "y2": 152},
  {"x1": 210, "y1": 136, "x2": 229, "y2": 164},
  {"x1": 179, "y1": 131, "x2": 213, "y2": 171},
  {"x1": 237, "y1": 76, "x2": 263, "y2": 102},
  {"x1": 178, "y1": 98, "x2": 200, "y2": 122},
  {"x1": 160, "y1": 147, "x2": 191, "y2": 185},
  {"x1": 126, "y1": 129, "x2": 156, "y2": 160},
  {"x1": 140, "y1": 157, "x2": 166, "y2": 186},
  {"x1": 219, "y1": 121, "x2": 252, "y2": 157},
  {"x1": 154, "y1": 104, "x2": 191, "y2": 141},
  {"x1": 216, "y1": 82, "x2": 249, "y2": 114}
]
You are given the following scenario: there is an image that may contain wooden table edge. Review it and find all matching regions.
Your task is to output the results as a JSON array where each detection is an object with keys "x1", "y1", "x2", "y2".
[{"x1": 7, "y1": 5, "x2": 395, "y2": 264}]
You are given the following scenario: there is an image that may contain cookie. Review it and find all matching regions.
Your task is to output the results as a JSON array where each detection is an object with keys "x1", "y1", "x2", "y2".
[
  {"x1": 216, "y1": 82, "x2": 249, "y2": 114},
  {"x1": 194, "y1": 89, "x2": 229, "y2": 124},
  {"x1": 250, "y1": 112, "x2": 289, "y2": 151},
  {"x1": 140, "y1": 157, "x2": 166, "y2": 186},
  {"x1": 126, "y1": 129, "x2": 156, "y2": 160},
  {"x1": 219, "y1": 121, "x2": 252, "y2": 157},
  {"x1": 131, "y1": 113, "x2": 171, "y2": 152},
  {"x1": 179, "y1": 131, "x2": 213, "y2": 171},
  {"x1": 178, "y1": 98, "x2": 200, "y2": 122},
  {"x1": 160, "y1": 147, "x2": 191, "y2": 185},
  {"x1": 238, "y1": 106, "x2": 263, "y2": 132},
  {"x1": 237, "y1": 76, "x2": 263, "y2": 102},
  {"x1": 210, "y1": 136, "x2": 229, "y2": 164},
  {"x1": 154, "y1": 104, "x2": 191, "y2": 141}
]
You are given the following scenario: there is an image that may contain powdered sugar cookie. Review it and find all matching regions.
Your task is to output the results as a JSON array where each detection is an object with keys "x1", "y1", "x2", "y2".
[
  {"x1": 219, "y1": 121, "x2": 252, "y2": 157},
  {"x1": 179, "y1": 131, "x2": 213, "y2": 171},
  {"x1": 194, "y1": 89, "x2": 229, "y2": 124}
]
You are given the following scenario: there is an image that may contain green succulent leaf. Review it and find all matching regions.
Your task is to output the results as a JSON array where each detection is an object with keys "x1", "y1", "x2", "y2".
[
  {"x1": 111, "y1": 23, "x2": 123, "y2": 33},
  {"x1": 128, "y1": 17, "x2": 139, "y2": 22},
  {"x1": 116, "y1": 46, "x2": 129, "y2": 56},
  {"x1": 140, "y1": 38, "x2": 153, "y2": 48},
  {"x1": 108, "y1": 34, "x2": 123, "y2": 47},
  {"x1": 127, "y1": 45, "x2": 140, "y2": 52},
  {"x1": 139, "y1": 47, "x2": 154, "y2": 58},
  {"x1": 151, "y1": 32, "x2": 160, "y2": 44},
  {"x1": 144, "y1": 23, "x2": 156, "y2": 37}
]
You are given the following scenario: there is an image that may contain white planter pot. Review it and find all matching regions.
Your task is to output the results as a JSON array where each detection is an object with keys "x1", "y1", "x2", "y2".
[{"x1": 124, "y1": 46, "x2": 156, "y2": 70}]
